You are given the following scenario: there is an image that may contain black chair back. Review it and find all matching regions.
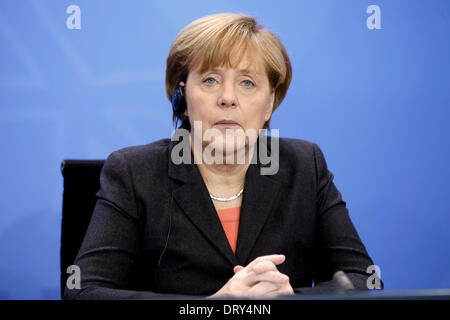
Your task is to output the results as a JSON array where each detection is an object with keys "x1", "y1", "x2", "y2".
[{"x1": 60, "y1": 159, "x2": 104, "y2": 298}]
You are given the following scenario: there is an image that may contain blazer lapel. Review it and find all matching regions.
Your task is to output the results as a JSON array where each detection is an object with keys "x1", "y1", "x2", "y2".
[
  {"x1": 235, "y1": 154, "x2": 282, "y2": 265},
  {"x1": 168, "y1": 140, "x2": 239, "y2": 267}
]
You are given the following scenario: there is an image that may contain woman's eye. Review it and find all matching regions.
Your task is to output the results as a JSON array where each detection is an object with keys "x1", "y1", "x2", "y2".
[
  {"x1": 242, "y1": 80, "x2": 255, "y2": 87},
  {"x1": 203, "y1": 77, "x2": 217, "y2": 85}
]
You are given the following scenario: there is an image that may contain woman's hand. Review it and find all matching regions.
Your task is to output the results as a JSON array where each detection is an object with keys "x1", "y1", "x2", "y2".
[{"x1": 208, "y1": 254, "x2": 294, "y2": 298}]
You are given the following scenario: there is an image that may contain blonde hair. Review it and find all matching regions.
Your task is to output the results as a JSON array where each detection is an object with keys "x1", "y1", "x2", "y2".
[{"x1": 166, "y1": 13, "x2": 292, "y2": 130}]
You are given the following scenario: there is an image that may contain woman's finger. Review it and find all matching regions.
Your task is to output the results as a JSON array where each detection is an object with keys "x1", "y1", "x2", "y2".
[
  {"x1": 245, "y1": 254, "x2": 286, "y2": 272},
  {"x1": 251, "y1": 260, "x2": 278, "y2": 275},
  {"x1": 247, "y1": 280, "x2": 280, "y2": 298},
  {"x1": 245, "y1": 270, "x2": 289, "y2": 286},
  {"x1": 233, "y1": 265, "x2": 244, "y2": 273}
]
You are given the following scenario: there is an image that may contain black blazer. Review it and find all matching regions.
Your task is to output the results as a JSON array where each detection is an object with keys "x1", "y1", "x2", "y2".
[{"x1": 64, "y1": 135, "x2": 377, "y2": 299}]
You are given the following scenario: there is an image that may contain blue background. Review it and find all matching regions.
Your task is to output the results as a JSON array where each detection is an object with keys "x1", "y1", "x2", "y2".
[{"x1": 0, "y1": 0, "x2": 449, "y2": 299}]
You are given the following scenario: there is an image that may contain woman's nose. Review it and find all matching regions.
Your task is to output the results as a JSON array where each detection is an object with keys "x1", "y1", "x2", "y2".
[{"x1": 217, "y1": 82, "x2": 238, "y2": 108}]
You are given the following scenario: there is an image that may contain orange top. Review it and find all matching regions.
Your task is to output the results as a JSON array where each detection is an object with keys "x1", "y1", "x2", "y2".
[{"x1": 216, "y1": 206, "x2": 241, "y2": 253}]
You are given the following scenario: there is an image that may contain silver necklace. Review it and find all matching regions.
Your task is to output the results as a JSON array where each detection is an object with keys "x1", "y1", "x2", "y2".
[{"x1": 210, "y1": 188, "x2": 244, "y2": 202}]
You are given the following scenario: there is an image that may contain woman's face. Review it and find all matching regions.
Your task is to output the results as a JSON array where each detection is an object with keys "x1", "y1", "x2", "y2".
[{"x1": 183, "y1": 50, "x2": 275, "y2": 160}]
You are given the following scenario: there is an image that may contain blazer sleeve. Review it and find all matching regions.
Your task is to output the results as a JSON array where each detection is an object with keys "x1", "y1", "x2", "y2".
[
  {"x1": 293, "y1": 143, "x2": 383, "y2": 295},
  {"x1": 63, "y1": 151, "x2": 197, "y2": 300}
]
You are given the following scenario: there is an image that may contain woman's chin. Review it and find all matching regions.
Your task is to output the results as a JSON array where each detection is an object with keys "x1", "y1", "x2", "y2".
[{"x1": 202, "y1": 141, "x2": 247, "y2": 165}]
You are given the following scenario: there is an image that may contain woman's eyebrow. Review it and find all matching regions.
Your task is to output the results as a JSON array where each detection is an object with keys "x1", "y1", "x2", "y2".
[{"x1": 207, "y1": 67, "x2": 261, "y2": 76}]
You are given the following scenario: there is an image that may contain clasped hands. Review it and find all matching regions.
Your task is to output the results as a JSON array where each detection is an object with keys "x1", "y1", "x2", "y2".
[{"x1": 208, "y1": 254, "x2": 294, "y2": 298}]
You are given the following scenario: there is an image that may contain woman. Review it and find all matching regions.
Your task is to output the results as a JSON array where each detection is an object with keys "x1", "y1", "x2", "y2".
[{"x1": 64, "y1": 13, "x2": 379, "y2": 299}]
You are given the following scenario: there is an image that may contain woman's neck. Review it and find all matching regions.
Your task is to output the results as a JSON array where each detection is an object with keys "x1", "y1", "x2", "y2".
[
  {"x1": 197, "y1": 161, "x2": 249, "y2": 194},
  {"x1": 189, "y1": 133, "x2": 254, "y2": 198}
]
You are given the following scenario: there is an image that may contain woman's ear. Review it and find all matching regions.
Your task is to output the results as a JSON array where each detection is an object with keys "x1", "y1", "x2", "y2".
[
  {"x1": 179, "y1": 81, "x2": 185, "y2": 96},
  {"x1": 179, "y1": 81, "x2": 188, "y2": 116},
  {"x1": 264, "y1": 92, "x2": 275, "y2": 122}
]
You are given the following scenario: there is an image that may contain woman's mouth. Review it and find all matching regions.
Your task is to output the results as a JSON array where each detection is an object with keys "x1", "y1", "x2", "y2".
[{"x1": 214, "y1": 120, "x2": 240, "y2": 128}]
